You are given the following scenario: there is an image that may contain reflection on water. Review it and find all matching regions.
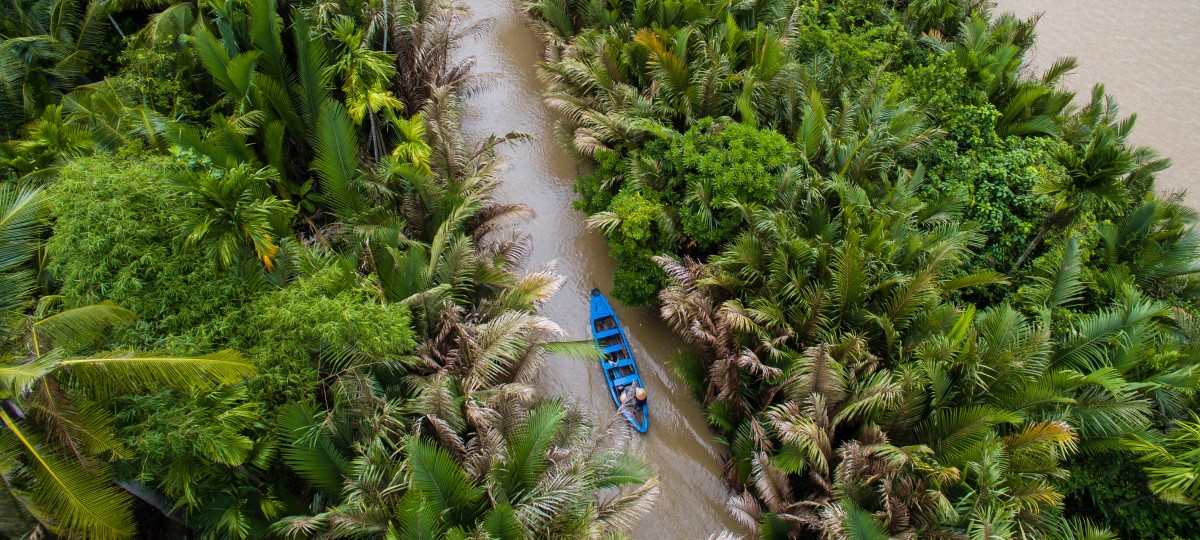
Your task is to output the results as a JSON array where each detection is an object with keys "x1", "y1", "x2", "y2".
[
  {"x1": 997, "y1": 0, "x2": 1200, "y2": 206},
  {"x1": 453, "y1": 1, "x2": 745, "y2": 537}
]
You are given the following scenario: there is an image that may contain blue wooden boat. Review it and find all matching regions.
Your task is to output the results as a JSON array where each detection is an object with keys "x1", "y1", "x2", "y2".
[{"x1": 589, "y1": 288, "x2": 648, "y2": 432}]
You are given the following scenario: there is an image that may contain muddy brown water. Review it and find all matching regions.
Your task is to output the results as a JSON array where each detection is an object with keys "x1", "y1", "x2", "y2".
[
  {"x1": 454, "y1": 1, "x2": 745, "y2": 537},
  {"x1": 995, "y1": 0, "x2": 1200, "y2": 207}
]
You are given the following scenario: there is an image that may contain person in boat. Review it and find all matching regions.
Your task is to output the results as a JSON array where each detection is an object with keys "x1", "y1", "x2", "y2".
[
  {"x1": 605, "y1": 347, "x2": 626, "y2": 367},
  {"x1": 619, "y1": 381, "x2": 633, "y2": 404},
  {"x1": 621, "y1": 381, "x2": 643, "y2": 405},
  {"x1": 634, "y1": 386, "x2": 647, "y2": 408}
]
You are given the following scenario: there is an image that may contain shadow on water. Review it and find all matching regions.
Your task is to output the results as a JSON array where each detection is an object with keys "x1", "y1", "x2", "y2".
[{"x1": 453, "y1": 1, "x2": 746, "y2": 537}]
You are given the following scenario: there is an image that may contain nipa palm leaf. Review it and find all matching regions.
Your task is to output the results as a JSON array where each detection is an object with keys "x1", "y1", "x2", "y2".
[
  {"x1": 56, "y1": 349, "x2": 255, "y2": 396},
  {"x1": 0, "y1": 411, "x2": 135, "y2": 539}
]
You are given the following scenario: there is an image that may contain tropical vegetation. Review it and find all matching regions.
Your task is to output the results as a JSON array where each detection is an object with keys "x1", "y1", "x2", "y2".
[
  {"x1": 1, "y1": 0, "x2": 656, "y2": 538},
  {"x1": 5, "y1": 0, "x2": 1200, "y2": 538},
  {"x1": 522, "y1": 0, "x2": 1200, "y2": 538}
]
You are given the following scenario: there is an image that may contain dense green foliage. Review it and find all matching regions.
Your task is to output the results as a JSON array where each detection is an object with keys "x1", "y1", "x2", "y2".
[
  {"x1": 7, "y1": 0, "x2": 1200, "y2": 537},
  {"x1": 582, "y1": 121, "x2": 799, "y2": 304},
  {"x1": 524, "y1": 0, "x2": 1200, "y2": 538},
  {"x1": 1, "y1": 0, "x2": 657, "y2": 538},
  {"x1": 47, "y1": 155, "x2": 253, "y2": 348}
]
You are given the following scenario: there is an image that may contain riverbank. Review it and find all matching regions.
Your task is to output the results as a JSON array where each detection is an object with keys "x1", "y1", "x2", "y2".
[
  {"x1": 996, "y1": 0, "x2": 1200, "y2": 206},
  {"x1": 454, "y1": 1, "x2": 746, "y2": 537}
]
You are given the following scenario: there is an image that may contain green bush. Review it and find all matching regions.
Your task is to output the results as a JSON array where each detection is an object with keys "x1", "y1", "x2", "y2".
[
  {"x1": 924, "y1": 136, "x2": 1062, "y2": 271},
  {"x1": 46, "y1": 154, "x2": 252, "y2": 351},
  {"x1": 794, "y1": 0, "x2": 920, "y2": 78},
  {"x1": 579, "y1": 121, "x2": 797, "y2": 305},
  {"x1": 111, "y1": 39, "x2": 200, "y2": 119},
  {"x1": 228, "y1": 264, "x2": 414, "y2": 411},
  {"x1": 903, "y1": 55, "x2": 1000, "y2": 149},
  {"x1": 667, "y1": 121, "x2": 797, "y2": 249}
]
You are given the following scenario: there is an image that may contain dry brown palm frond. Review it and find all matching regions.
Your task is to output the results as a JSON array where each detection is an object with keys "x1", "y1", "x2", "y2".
[
  {"x1": 766, "y1": 400, "x2": 831, "y2": 479},
  {"x1": 327, "y1": 504, "x2": 391, "y2": 538},
  {"x1": 571, "y1": 129, "x2": 609, "y2": 158},
  {"x1": 273, "y1": 514, "x2": 330, "y2": 539},
  {"x1": 752, "y1": 451, "x2": 795, "y2": 513},
  {"x1": 788, "y1": 345, "x2": 848, "y2": 405},
  {"x1": 469, "y1": 203, "x2": 535, "y2": 241},
  {"x1": 421, "y1": 87, "x2": 471, "y2": 181},
  {"x1": 817, "y1": 503, "x2": 849, "y2": 540},
  {"x1": 734, "y1": 348, "x2": 783, "y2": 380},
  {"x1": 597, "y1": 476, "x2": 661, "y2": 532},
  {"x1": 415, "y1": 302, "x2": 469, "y2": 370},
  {"x1": 727, "y1": 489, "x2": 763, "y2": 532},
  {"x1": 390, "y1": 0, "x2": 486, "y2": 109},
  {"x1": 460, "y1": 311, "x2": 563, "y2": 391},
  {"x1": 478, "y1": 233, "x2": 532, "y2": 269},
  {"x1": 584, "y1": 410, "x2": 638, "y2": 462}
]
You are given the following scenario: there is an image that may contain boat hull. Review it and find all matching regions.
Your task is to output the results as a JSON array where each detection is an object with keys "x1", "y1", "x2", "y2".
[{"x1": 589, "y1": 289, "x2": 649, "y2": 432}]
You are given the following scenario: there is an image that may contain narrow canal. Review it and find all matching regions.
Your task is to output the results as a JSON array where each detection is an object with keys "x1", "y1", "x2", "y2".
[{"x1": 453, "y1": 1, "x2": 746, "y2": 537}]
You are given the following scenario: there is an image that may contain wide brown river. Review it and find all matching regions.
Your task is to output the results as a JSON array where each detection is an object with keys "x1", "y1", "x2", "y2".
[
  {"x1": 454, "y1": 1, "x2": 744, "y2": 537},
  {"x1": 996, "y1": 0, "x2": 1200, "y2": 206}
]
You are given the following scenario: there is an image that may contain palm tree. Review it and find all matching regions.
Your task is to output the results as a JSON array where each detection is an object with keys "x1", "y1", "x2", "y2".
[
  {"x1": 923, "y1": 12, "x2": 1077, "y2": 140},
  {"x1": 0, "y1": 185, "x2": 256, "y2": 539},
  {"x1": 531, "y1": 1, "x2": 799, "y2": 162},
  {"x1": 789, "y1": 70, "x2": 942, "y2": 184},
  {"x1": 274, "y1": 399, "x2": 657, "y2": 539},
  {"x1": 649, "y1": 167, "x2": 1166, "y2": 537},
  {"x1": 1013, "y1": 85, "x2": 1168, "y2": 271},
  {"x1": 1129, "y1": 416, "x2": 1200, "y2": 505},
  {"x1": 388, "y1": 0, "x2": 482, "y2": 110},
  {"x1": 0, "y1": 104, "x2": 93, "y2": 180},
  {"x1": 327, "y1": 15, "x2": 405, "y2": 161},
  {"x1": 365, "y1": 91, "x2": 543, "y2": 327},
  {"x1": 1095, "y1": 194, "x2": 1200, "y2": 303},
  {"x1": 173, "y1": 164, "x2": 296, "y2": 270},
  {"x1": 0, "y1": 0, "x2": 113, "y2": 137},
  {"x1": 270, "y1": 269, "x2": 654, "y2": 538},
  {"x1": 656, "y1": 255, "x2": 780, "y2": 425},
  {"x1": 728, "y1": 344, "x2": 951, "y2": 538}
]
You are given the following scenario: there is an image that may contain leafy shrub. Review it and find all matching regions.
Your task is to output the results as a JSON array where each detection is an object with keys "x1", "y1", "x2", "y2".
[
  {"x1": 903, "y1": 54, "x2": 1000, "y2": 148},
  {"x1": 794, "y1": 0, "x2": 921, "y2": 77},
  {"x1": 924, "y1": 136, "x2": 1062, "y2": 271},
  {"x1": 228, "y1": 264, "x2": 414, "y2": 411},
  {"x1": 666, "y1": 120, "x2": 797, "y2": 249},
  {"x1": 580, "y1": 121, "x2": 797, "y2": 305},
  {"x1": 46, "y1": 154, "x2": 252, "y2": 350},
  {"x1": 110, "y1": 39, "x2": 200, "y2": 118}
]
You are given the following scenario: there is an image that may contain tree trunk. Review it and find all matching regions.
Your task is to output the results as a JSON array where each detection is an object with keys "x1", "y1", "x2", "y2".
[
  {"x1": 1012, "y1": 212, "x2": 1059, "y2": 272},
  {"x1": 368, "y1": 110, "x2": 381, "y2": 162},
  {"x1": 382, "y1": 0, "x2": 389, "y2": 53},
  {"x1": 303, "y1": 214, "x2": 331, "y2": 251}
]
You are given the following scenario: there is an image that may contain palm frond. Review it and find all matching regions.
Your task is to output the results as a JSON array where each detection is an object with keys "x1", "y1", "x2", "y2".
[
  {"x1": 310, "y1": 100, "x2": 366, "y2": 221},
  {"x1": 277, "y1": 403, "x2": 350, "y2": 496},
  {"x1": 57, "y1": 350, "x2": 255, "y2": 396},
  {"x1": 0, "y1": 185, "x2": 44, "y2": 273},
  {"x1": 0, "y1": 410, "x2": 134, "y2": 540},
  {"x1": 405, "y1": 436, "x2": 482, "y2": 517},
  {"x1": 540, "y1": 340, "x2": 602, "y2": 362},
  {"x1": 33, "y1": 302, "x2": 136, "y2": 350}
]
